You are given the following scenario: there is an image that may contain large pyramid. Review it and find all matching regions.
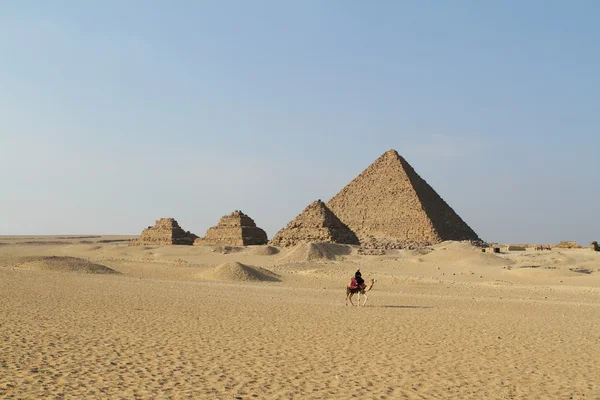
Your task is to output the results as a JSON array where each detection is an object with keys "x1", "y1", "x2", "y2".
[
  {"x1": 269, "y1": 200, "x2": 360, "y2": 247},
  {"x1": 130, "y1": 218, "x2": 198, "y2": 246},
  {"x1": 327, "y1": 150, "x2": 479, "y2": 245},
  {"x1": 196, "y1": 210, "x2": 268, "y2": 246}
]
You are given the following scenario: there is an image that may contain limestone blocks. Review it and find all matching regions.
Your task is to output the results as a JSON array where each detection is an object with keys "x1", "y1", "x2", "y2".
[
  {"x1": 130, "y1": 218, "x2": 198, "y2": 246},
  {"x1": 327, "y1": 149, "x2": 480, "y2": 246},
  {"x1": 195, "y1": 210, "x2": 268, "y2": 246},
  {"x1": 269, "y1": 200, "x2": 360, "y2": 247}
]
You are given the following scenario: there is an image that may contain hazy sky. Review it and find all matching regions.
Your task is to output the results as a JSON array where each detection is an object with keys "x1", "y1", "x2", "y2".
[{"x1": 1, "y1": 1, "x2": 598, "y2": 244}]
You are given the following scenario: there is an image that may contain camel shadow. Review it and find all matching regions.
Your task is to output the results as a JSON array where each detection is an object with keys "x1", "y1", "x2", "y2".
[{"x1": 375, "y1": 305, "x2": 433, "y2": 309}]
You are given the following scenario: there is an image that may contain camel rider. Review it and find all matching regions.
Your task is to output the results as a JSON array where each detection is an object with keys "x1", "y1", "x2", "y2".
[{"x1": 355, "y1": 268, "x2": 365, "y2": 289}]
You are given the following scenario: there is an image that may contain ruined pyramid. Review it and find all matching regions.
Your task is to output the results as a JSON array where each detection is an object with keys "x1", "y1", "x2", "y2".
[
  {"x1": 269, "y1": 200, "x2": 360, "y2": 247},
  {"x1": 130, "y1": 218, "x2": 198, "y2": 246},
  {"x1": 327, "y1": 149, "x2": 480, "y2": 246},
  {"x1": 196, "y1": 210, "x2": 268, "y2": 246}
]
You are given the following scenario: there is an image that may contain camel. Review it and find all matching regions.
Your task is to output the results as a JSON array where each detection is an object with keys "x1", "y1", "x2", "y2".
[{"x1": 346, "y1": 279, "x2": 375, "y2": 307}]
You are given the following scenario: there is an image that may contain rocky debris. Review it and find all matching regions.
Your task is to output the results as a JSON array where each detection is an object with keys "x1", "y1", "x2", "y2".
[
  {"x1": 358, "y1": 235, "x2": 424, "y2": 250},
  {"x1": 357, "y1": 248, "x2": 386, "y2": 256},
  {"x1": 210, "y1": 245, "x2": 245, "y2": 254},
  {"x1": 590, "y1": 241, "x2": 599, "y2": 252},
  {"x1": 196, "y1": 210, "x2": 268, "y2": 246},
  {"x1": 569, "y1": 267, "x2": 593, "y2": 274},
  {"x1": 358, "y1": 236, "x2": 483, "y2": 251},
  {"x1": 554, "y1": 241, "x2": 584, "y2": 249},
  {"x1": 327, "y1": 149, "x2": 480, "y2": 245},
  {"x1": 269, "y1": 200, "x2": 360, "y2": 247},
  {"x1": 130, "y1": 218, "x2": 197, "y2": 246}
]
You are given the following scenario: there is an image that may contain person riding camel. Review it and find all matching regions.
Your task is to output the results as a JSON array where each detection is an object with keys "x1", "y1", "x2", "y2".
[{"x1": 354, "y1": 268, "x2": 365, "y2": 289}]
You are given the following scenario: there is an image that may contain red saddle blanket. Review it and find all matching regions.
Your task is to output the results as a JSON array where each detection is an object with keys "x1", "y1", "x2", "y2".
[{"x1": 349, "y1": 278, "x2": 359, "y2": 289}]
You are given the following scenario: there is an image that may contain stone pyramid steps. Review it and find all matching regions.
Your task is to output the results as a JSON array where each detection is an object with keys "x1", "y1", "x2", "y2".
[
  {"x1": 269, "y1": 200, "x2": 359, "y2": 247},
  {"x1": 130, "y1": 218, "x2": 198, "y2": 246},
  {"x1": 196, "y1": 210, "x2": 268, "y2": 246},
  {"x1": 327, "y1": 149, "x2": 479, "y2": 246}
]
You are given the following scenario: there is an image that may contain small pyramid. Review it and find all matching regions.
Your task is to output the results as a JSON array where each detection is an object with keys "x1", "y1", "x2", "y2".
[
  {"x1": 130, "y1": 218, "x2": 198, "y2": 246},
  {"x1": 269, "y1": 200, "x2": 360, "y2": 247},
  {"x1": 196, "y1": 210, "x2": 268, "y2": 246},
  {"x1": 327, "y1": 150, "x2": 479, "y2": 245}
]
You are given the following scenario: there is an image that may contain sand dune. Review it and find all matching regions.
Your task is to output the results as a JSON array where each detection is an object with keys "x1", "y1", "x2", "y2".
[
  {"x1": 248, "y1": 245, "x2": 280, "y2": 256},
  {"x1": 12, "y1": 256, "x2": 119, "y2": 274},
  {"x1": 418, "y1": 247, "x2": 511, "y2": 267},
  {"x1": 200, "y1": 261, "x2": 280, "y2": 282},
  {"x1": 1, "y1": 236, "x2": 599, "y2": 399},
  {"x1": 277, "y1": 242, "x2": 352, "y2": 263}
]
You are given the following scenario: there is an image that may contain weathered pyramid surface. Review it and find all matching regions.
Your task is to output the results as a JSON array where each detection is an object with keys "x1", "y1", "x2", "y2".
[
  {"x1": 196, "y1": 210, "x2": 268, "y2": 246},
  {"x1": 130, "y1": 218, "x2": 198, "y2": 246},
  {"x1": 327, "y1": 150, "x2": 480, "y2": 246},
  {"x1": 269, "y1": 200, "x2": 360, "y2": 247}
]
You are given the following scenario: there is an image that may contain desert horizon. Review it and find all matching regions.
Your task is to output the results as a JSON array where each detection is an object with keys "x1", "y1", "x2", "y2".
[
  {"x1": 3, "y1": 2, "x2": 599, "y2": 399},
  {"x1": 2, "y1": 233, "x2": 600, "y2": 399},
  {"x1": 2, "y1": 148, "x2": 599, "y2": 399}
]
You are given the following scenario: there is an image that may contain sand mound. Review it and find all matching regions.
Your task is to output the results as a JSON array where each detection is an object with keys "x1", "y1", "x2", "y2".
[
  {"x1": 431, "y1": 241, "x2": 479, "y2": 252},
  {"x1": 249, "y1": 246, "x2": 280, "y2": 256},
  {"x1": 14, "y1": 256, "x2": 119, "y2": 274},
  {"x1": 419, "y1": 247, "x2": 511, "y2": 267},
  {"x1": 277, "y1": 242, "x2": 351, "y2": 263},
  {"x1": 211, "y1": 245, "x2": 245, "y2": 254},
  {"x1": 202, "y1": 262, "x2": 280, "y2": 282},
  {"x1": 506, "y1": 266, "x2": 581, "y2": 279},
  {"x1": 405, "y1": 247, "x2": 434, "y2": 257}
]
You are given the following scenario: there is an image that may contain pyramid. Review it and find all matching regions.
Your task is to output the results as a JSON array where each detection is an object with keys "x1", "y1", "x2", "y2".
[
  {"x1": 269, "y1": 200, "x2": 360, "y2": 247},
  {"x1": 130, "y1": 218, "x2": 198, "y2": 246},
  {"x1": 196, "y1": 210, "x2": 268, "y2": 246},
  {"x1": 326, "y1": 150, "x2": 480, "y2": 245}
]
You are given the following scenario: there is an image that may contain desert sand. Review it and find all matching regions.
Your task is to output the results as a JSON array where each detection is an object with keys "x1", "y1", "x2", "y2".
[{"x1": 1, "y1": 236, "x2": 599, "y2": 399}]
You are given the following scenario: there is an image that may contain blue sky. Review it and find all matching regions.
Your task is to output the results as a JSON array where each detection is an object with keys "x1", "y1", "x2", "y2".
[{"x1": 1, "y1": 1, "x2": 598, "y2": 244}]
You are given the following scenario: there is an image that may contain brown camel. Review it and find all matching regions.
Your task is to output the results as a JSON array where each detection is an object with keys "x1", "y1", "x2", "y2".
[{"x1": 346, "y1": 279, "x2": 375, "y2": 307}]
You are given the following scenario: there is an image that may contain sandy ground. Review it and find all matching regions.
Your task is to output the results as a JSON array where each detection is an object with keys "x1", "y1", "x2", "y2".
[{"x1": 1, "y1": 236, "x2": 599, "y2": 399}]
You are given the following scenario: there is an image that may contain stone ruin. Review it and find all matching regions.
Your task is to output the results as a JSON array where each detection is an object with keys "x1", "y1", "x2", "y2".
[
  {"x1": 506, "y1": 245, "x2": 527, "y2": 251},
  {"x1": 554, "y1": 241, "x2": 584, "y2": 249},
  {"x1": 591, "y1": 241, "x2": 599, "y2": 252},
  {"x1": 269, "y1": 200, "x2": 360, "y2": 247},
  {"x1": 130, "y1": 218, "x2": 198, "y2": 246},
  {"x1": 327, "y1": 149, "x2": 480, "y2": 248},
  {"x1": 480, "y1": 247, "x2": 500, "y2": 253},
  {"x1": 195, "y1": 210, "x2": 268, "y2": 246}
]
